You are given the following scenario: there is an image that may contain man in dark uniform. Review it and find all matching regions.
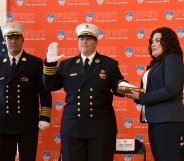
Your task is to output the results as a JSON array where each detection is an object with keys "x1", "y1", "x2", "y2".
[
  {"x1": 0, "y1": 22, "x2": 52, "y2": 161},
  {"x1": 43, "y1": 23, "x2": 128, "y2": 161}
]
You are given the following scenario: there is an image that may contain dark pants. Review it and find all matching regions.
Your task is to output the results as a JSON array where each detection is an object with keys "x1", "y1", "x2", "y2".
[
  {"x1": 148, "y1": 122, "x2": 184, "y2": 161},
  {"x1": 61, "y1": 134, "x2": 116, "y2": 161},
  {"x1": 0, "y1": 132, "x2": 38, "y2": 161}
]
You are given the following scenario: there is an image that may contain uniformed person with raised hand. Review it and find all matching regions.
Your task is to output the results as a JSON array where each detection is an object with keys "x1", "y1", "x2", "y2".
[
  {"x1": 0, "y1": 22, "x2": 52, "y2": 161},
  {"x1": 43, "y1": 23, "x2": 128, "y2": 161}
]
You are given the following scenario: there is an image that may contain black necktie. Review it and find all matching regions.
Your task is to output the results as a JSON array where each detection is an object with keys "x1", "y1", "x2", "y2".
[
  {"x1": 11, "y1": 57, "x2": 16, "y2": 70},
  {"x1": 84, "y1": 58, "x2": 89, "y2": 71}
]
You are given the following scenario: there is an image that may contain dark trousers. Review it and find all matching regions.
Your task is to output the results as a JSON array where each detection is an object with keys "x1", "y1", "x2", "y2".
[
  {"x1": 61, "y1": 134, "x2": 116, "y2": 161},
  {"x1": 0, "y1": 132, "x2": 38, "y2": 161},
  {"x1": 148, "y1": 122, "x2": 184, "y2": 161}
]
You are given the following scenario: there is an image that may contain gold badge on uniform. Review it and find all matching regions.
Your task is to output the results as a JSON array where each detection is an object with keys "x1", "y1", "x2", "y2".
[
  {"x1": 22, "y1": 58, "x2": 27, "y2": 61},
  {"x1": 99, "y1": 70, "x2": 107, "y2": 79},
  {"x1": 3, "y1": 58, "x2": 7, "y2": 63},
  {"x1": 76, "y1": 59, "x2": 80, "y2": 64},
  {"x1": 21, "y1": 76, "x2": 29, "y2": 82}
]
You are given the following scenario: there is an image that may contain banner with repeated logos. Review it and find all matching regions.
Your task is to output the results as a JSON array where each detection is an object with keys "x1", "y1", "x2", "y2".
[{"x1": 6, "y1": 0, "x2": 184, "y2": 161}]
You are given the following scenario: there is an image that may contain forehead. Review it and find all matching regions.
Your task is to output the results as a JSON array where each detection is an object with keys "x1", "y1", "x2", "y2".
[
  {"x1": 5, "y1": 35, "x2": 23, "y2": 39},
  {"x1": 152, "y1": 32, "x2": 162, "y2": 39},
  {"x1": 78, "y1": 35, "x2": 97, "y2": 40}
]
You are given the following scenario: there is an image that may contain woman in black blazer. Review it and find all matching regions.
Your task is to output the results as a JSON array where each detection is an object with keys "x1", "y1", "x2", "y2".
[{"x1": 126, "y1": 27, "x2": 184, "y2": 161}]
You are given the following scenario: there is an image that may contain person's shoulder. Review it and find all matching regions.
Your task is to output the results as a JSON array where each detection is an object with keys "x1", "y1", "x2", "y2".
[
  {"x1": 23, "y1": 51, "x2": 43, "y2": 62},
  {"x1": 0, "y1": 54, "x2": 7, "y2": 63},
  {"x1": 98, "y1": 53, "x2": 118, "y2": 63},
  {"x1": 61, "y1": 55, "x2": 80, "y2": 64},
  {"x1": 165, "y1": 53, "x2": 182, "y2": 61}
]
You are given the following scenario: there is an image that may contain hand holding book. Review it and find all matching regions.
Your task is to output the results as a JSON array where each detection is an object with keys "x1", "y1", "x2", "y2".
[{"x1": 117, "y1": 82, "x2": 144, "y2": 94}]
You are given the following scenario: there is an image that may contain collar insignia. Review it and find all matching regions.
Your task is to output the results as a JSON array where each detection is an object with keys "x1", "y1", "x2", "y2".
[
  {"x1": 95, "y1": 59, "x2": 100, "y2": 63},
  {"x1": 3, "y1": 58, "x2": 7, "y2": 63},
  {"x1": 22, "y1": 57, "x2": 27, "y2": 61},
  {"x1": 76, "y1": 59, "x2": 80, "y2": 64}
]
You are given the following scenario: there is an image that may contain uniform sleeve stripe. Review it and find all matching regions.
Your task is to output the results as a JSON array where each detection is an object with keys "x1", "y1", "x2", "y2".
[{"x1": 40, "y1": 107, "x2": 51, "y2": 117}]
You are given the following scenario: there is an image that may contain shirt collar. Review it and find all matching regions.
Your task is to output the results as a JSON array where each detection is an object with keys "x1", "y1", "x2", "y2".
[
  {"x1": 8, "y1": 49, "x2": 23, "y2": 62},
  {"x1": 81, "y1": 52, "x2": 96, "y2": 65}
]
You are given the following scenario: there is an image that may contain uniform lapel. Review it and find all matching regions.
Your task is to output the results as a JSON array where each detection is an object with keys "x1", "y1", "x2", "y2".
[
  {"x1": 146, "y1": 61, "x2": 161, "y2": 89},
  {"x1": 80, "y1": 53, "x2": 101, "y2": 87},
  {"x1": 7, "y1": 52, "x2": 29, "y2": 83}
]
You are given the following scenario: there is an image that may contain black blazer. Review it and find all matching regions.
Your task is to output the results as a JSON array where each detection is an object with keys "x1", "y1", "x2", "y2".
[
  {"x1": 0, "y1": 51, "x2": 52, "y2": 134},
  {"x1": 43, "y1": 53, "x2": 124, "y2": 138},
  {"x1": 138, "y1": 54, "x2": 184, "y2": 123}
]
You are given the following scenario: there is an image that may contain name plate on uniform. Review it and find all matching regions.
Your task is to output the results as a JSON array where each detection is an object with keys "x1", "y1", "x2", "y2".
[{"x1": 116, "y1": 139, "x2": 135, "y2": 151}]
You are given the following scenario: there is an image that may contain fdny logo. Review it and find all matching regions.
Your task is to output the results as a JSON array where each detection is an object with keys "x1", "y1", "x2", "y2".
[
  {"x1": 125, "y1": 12, "x2": 133, "y2": 22},
  {"x1": 55, "y1": 100, "x2": 63, "y2": 111},
  {"x1": 17, "y1": 0, "x2": 24, "y2": 6},
  {"x1": 165, "y1": 10, "x2": 173, "y2": 20},
  {"x1": 124, "y1": 154, "x2": 132, "y2": 161},
  {"x1": 177, "y1": 28, "x2": 184, "y2": 38},
  {"x1": 96, "y1": 0, "x2": 104, "y2": 5},
  {"x1": 136, "y1": 134, "x2": 144, "y2": 142},
  {"x1": 85, "y1": 12, "x2": 93, "y2": 22},
  {"x1": 47, "y1": 13, "x2": 55, "y2": 23},
  {"x1": 137, "y1": 0, "x2": 144, "y2": 4},
  {"x1": 136, "y1": 65, "x2": 144, "y2": 75},
  {"x1": 57, "y1": 30, "x2": 65, "y2": 40},
  {"x1": 124, "y1": 118, "x2": 132, "y2": 128},
  {"x1": 136, "y1": 29, "x2": 144, "y2": 39},
  {"x1": 98, "y1": 30, "x2": 104, "y2": 40},
  {"x1": 42, "y1": 151, "x2": 50, "y2": 161},
  {"x1": 54, "y1": 133, "x2": 61, "y2": 144},
  {"x1": 6, "y1": 13, "x2": 13, "y2": 22},
  {"x1": 58, "y1": 0, "x2": 65, "y2": 5},
  {"x1": 125, "y1": 47, "x2": 133, "y2": 57}
]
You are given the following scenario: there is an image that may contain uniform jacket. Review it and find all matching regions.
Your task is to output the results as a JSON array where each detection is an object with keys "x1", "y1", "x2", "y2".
[
  {"x1": 43, "y1": 53, "x2": 124, "y2": 138},
  {"x1": 0, "y1": 51, "x2": 52, "y2": 134},
  {"x1": 138, "y1": 54, "x2": 184, "y2": 123}
]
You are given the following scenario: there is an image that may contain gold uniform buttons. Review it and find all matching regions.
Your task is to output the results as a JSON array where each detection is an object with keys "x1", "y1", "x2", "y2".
[
  {"x1": 6, "y1": 106, "x2": 9, "y2": 109},
  {"x1": 77, "y1": 114, "x2": 81, "y2": 117},
  {"x1": 17, "y1": 85, "x2": 20, "y2": 88},
  {"x1": 90, "y1": 108, "x2": 93, "y2": 111},
  {"x1": 90, "y1": 114, "x2": 93, "y2": 117},
  {"x1": 77, "y1": 108, "x2": 80, "y2": 111},
  {"x1": 6, "y1": 85, "x2": 9, "y2": 88},
  {"x1": 90, "y1": 88, "x2": 93, "y2": 91},
  {"x1": 78, "y1": 89, "x2": 81, "y2": 92},
  {"x1": 17, "y1": 100, "x2": 20, "y2": 103},
  {"x1": 6, "y1": 111, "x2": 9, "y2": 114},
  {"x1": 17, "y1": 106, "x2": 20, "y2": 109},
  {"x1": 17, "y1": 111, "x2": 21, "y2": 114},
  {"x1": 90, "y1": 102, "x2": 93, "y2": 105},
  {"x1": 17, "y1": 90, "x2": 20, "y2": 92},
  {"x1": 90, "y1": 96, "x2": 93, "y2": 99},
  {"x1": 77, "y1": 102, "x2": 80, "y2": 106},
  {"x1": 6, "y1": 90, "x2": 8, "y2": 92},
  {"x1": 77, "y1": 96, "x2": 80, "y2": 99},
  {"x1": 6, "y1": 100, "x2": 8, "y2": 103},
  {"x1": 17, "y1": 95, "x2": 20, "y2": 98},
  {"x1": 6, "y1": 96, "x2": 9, "y2": 99}
]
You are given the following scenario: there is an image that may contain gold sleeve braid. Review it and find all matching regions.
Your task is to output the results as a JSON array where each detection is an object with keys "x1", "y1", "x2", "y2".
[
  {"x1": 43, "y1": 65, "x2": 57, "y2": 75},
  {"x1": 40, "y1": 107, "x2": 51, "y2": 117}
]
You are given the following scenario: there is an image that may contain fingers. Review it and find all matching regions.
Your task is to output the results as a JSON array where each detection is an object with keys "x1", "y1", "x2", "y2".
[{"x1": 48, "y1": 42, "x2": 58, "y2": 55}]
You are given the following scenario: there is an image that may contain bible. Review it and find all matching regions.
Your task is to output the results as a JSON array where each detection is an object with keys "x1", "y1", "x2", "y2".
[{"x1": 117, "y1": 82, "x2": 144, "y2": 94}]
